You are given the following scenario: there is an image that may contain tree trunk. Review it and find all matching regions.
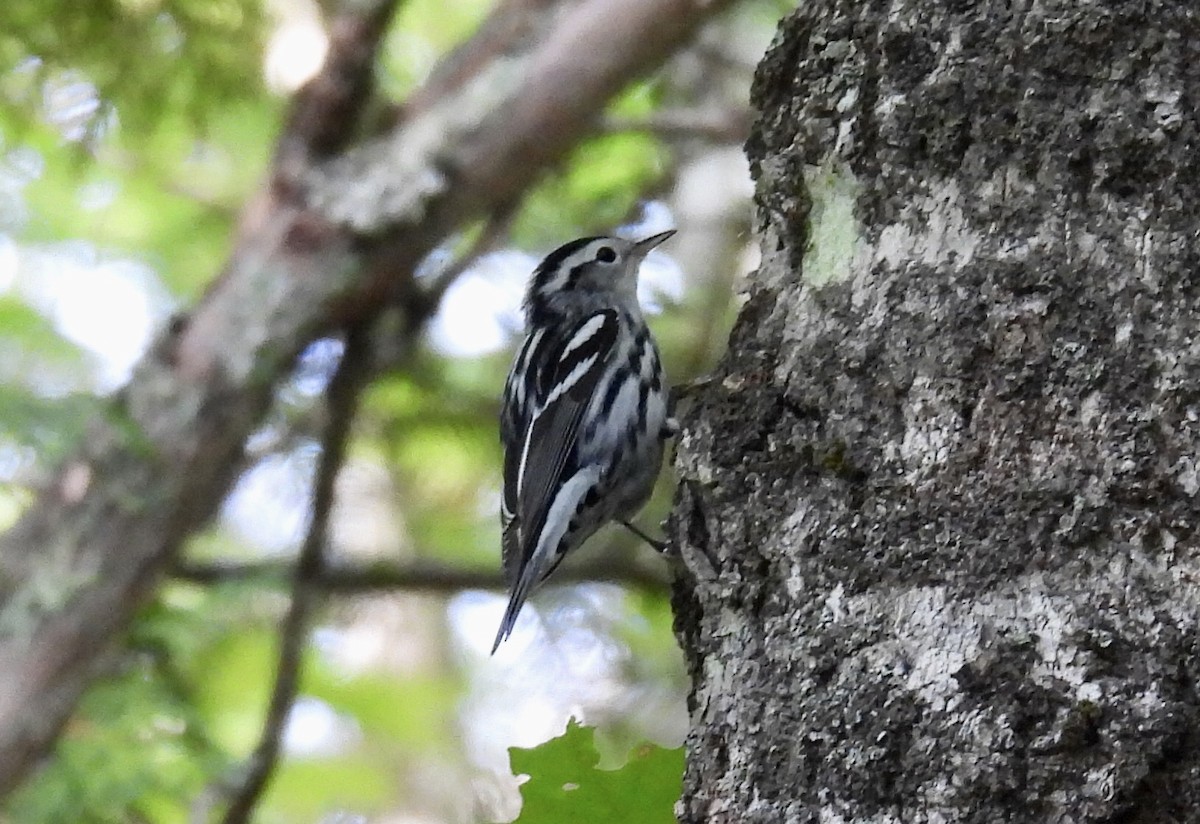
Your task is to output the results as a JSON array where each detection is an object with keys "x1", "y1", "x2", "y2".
[{"x1": 672, "y1": 1, "x2": 1200, "y2": 821}]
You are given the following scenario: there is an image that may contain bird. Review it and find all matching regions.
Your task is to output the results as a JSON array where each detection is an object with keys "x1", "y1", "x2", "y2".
[{"x1": 493, "y1": 230, "x2": 676, "y2": 652}]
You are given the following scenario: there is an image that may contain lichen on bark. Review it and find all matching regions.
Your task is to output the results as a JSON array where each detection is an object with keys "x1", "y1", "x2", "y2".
[{"x1": 673, "y1": 1, "x2": 1200, "y2": 821}]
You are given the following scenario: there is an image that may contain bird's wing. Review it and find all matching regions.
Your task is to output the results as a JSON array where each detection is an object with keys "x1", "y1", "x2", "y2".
[
  {"x1": 494, "y1": 310, "x2": 618, "y2": 650},
  {"x1": 516, "y1": 310, "x2": 618, "y2": 554},
  {"x1": 500, "y1": 328, "x2": 543, "y2": 586}
]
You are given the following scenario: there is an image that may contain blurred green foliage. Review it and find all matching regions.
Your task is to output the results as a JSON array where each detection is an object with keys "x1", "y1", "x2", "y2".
[
  {"x1": 5, "y1": 587, "x2": 231, "y2": 823},
  {"x1": 19, "y1": 100, "x2": 276, "y2": 297},
  {"x1": 4, "y1": 667, "x2": 222, "y2": 824},
  {"x1": 0, "y1": 0, "x2": 272, "y2": 300},
  {"x1": 511, "y1": 720, "x2": 684, "y2": 824},
  {"x1": 381, "y1": 0, "x2": 489, "y2": 97},
  {"x1": 0, "y1": 0, "x2": 267, "y2": 137},
  {"x1": 0, "y1": 296, "x2": 99, "y2": 476}
]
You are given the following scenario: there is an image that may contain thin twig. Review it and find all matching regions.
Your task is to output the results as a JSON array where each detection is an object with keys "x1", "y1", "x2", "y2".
[
  {"x1": 619, "y1": 520, "x2": 668, "y2": 553},
  {"x1": 366, "y1": 204, "x2": 519, "y2": 376},
  {"x1": 217, "y1": 325, "x2": 372, "y2": 824},
  {"x1": 601, "y1": 108, "x2": 753, "y2": 144},
  {"x1": 422, "y1": 204, "x2": 519, "y2": 315},
  {"x1": 175, "y1": 551, "x2": 669, "y2": 595}
]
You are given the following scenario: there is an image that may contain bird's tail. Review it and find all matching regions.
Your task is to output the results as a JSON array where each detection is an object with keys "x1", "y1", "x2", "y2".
[{"x1": 492, "y1": 570, "x2": 536, "y2": 654}]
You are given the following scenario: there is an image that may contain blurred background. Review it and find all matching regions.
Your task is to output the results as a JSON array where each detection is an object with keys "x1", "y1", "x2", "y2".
[{"x1": 0, "y1": 0, "x2": 783, "y2": 821}]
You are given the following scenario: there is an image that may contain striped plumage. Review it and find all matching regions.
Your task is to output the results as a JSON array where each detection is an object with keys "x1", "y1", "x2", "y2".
[{"x1": 494, "y1": 231, "x2": 675, "y2": 652}]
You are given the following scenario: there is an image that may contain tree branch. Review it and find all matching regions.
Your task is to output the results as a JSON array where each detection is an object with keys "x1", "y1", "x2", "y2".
[
  {"x1": 217, "y1": 325, "x2": 371, "y2": 824},
  {"x1": 601, "y1": 107, "x2": 753, "y2": 143},
  {"x1": 0, "y1": 0, "x2": 734, "y2": 797},
  {"x1": 174, "y1": 553, "x2": 670, "y2": 595}
]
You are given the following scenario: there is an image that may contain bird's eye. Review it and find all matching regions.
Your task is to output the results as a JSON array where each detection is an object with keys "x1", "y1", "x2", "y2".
[{"x1": 595, "y1": 246, "x2": 617, "y2": 263}]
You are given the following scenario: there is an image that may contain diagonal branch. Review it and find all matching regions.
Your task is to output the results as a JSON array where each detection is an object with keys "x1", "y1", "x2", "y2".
[
  {"x1": 0, "y1": 0, "x2": 736, "y2": 797},
  {"x1": 217, "y1": 325, "x2": 371, "y2": 824}
]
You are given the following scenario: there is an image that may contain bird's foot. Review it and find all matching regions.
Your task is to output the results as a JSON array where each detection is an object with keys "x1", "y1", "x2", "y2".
[{"x1": 620, "y1": 519, "x2": 670, "y2": 554}]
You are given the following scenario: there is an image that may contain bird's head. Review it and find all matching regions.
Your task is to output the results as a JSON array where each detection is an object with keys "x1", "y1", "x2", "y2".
[{"x1": 526, "y1": 230, "x2": 675, "y2": 313}]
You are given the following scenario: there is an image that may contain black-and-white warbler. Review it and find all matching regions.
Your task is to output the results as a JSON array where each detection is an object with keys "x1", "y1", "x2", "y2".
[{"x1": 494, "y1": 230, "x2": 677, "y2": 652}]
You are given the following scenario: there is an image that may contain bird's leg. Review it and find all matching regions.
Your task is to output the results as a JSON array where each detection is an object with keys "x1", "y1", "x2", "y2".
[
  {"x1": 670, "y1": 376, "x2": 713, "y2": 404},
  {"x1": 662, "y1": 376, "x2": 717, "y2": 439},
  {"x1": 661, "y1": 417, "x2": 679, "y2": 439},
  {"x1": 620, "y1": 519, "x2": 669, "y2": 553}
]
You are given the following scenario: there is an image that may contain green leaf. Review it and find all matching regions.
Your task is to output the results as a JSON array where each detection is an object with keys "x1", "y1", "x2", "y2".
[{"x1": 510, "y1": 720, "x2": 684, "y2": 824}]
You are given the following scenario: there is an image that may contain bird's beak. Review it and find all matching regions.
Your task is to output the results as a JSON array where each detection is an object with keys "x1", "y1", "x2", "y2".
[{"x1": 632, "y1": 229, "x2": 676, "y2": 258}]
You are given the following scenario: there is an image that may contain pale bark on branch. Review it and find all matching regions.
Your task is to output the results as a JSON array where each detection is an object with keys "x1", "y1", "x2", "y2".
[{"x1": 0, "y1": 0, "x2": 733, "y2": 797}]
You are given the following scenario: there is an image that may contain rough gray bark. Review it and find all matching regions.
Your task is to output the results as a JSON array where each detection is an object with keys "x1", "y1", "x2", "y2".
[{"x1": 672, "y1": 1, "x2": 1200, "y2": 821}]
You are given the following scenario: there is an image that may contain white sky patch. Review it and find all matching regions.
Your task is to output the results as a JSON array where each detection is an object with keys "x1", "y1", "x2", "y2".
[
  {"x1": 426, "y1": 250, "x2": 533, "y2": 357},
  {"x1": 449, "y1": 584, "x2": 644, "y2": 786},
  {"x1": 283, "y1": 336, "x2": 345, "y2": 400},
  {"x1": 0, "y1": 236, "x2": 17, "y2": 292},
  {"x1": 283, "y1": 696, "x2": 362, "y2": 758},
  {"x1": 621, "y1": 199, "x2": 675, "y2": 239},
  {"x1": 78, "y1": 178, "x2": 119, "y2": 212},
  {"x1": 41, "y1": 74, "x2": 101, "y2": 142},
  {"x1": 623, "y1": 200, "x2": 685, "y2": 312},
  {"x1": 18, "y1": 246, "x2": 167, "y2": 391},
  {"x1": 50, "y1": 262, "x2": 154, "y2": 388},
  {"x1": 0, "y1": 443, "x2": 36, "y2": 484},
  {"x1": 2, "y1": 145, "x2": 43, "y2": 187},
  {"x1": 312, "y1": 624, "x2": 389, "y2": 677},
  {"x1": 0, "y1": 147, "x2": 41, "y2": 232},
  {"x1": 221, "y1": 444, "x2": 317, "y2": 554},
  {"x1": 265, "y1": 13, "x2": 328, "y2": 94},
  {"x1": 634, "y1": 252, "x2": 684, "y2": 314},
  {"x1": 457, "y1": 591, "x2": 541, "y2": 660}
]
